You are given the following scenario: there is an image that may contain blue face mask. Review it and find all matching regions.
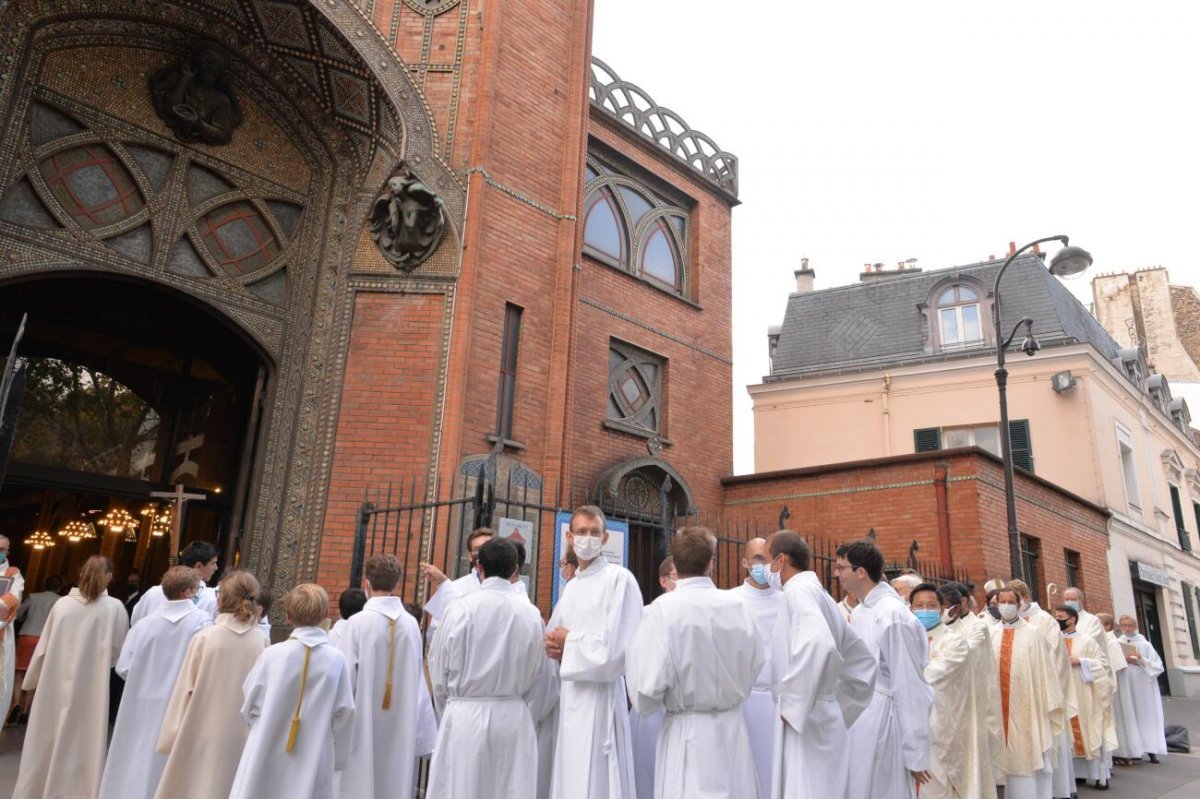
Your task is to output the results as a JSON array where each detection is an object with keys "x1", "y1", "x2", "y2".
[
  {"x1": 191, "y1": 592, "x2": 201, "y2": 606},
  {"x1": 749, "y1": 563, "x2": 769, "y2": 586},
  {"x1": 0, "y1": 552, "x2": 7, "y2": 565},
  {"x1": 1065, "y1": 600, "x2": 1081, "y2": 613},
  {"x1": 914, "y1": 609, "x2": 941, "y2": 631}
]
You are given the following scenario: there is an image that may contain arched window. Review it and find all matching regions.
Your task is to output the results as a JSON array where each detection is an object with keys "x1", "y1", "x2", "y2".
[
  {"x1": 936, "y1": 284, "x2": 983, "y2": 350},
  {"x1": 582, "y1": 155, "x2": 689, "y2": 298}
]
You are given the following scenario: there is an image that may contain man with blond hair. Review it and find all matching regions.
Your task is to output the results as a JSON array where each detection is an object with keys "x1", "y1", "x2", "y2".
[
  {"x1": 99, "y1": 566, "x2": 209, "y2": 799},
  {"x1": 627, "y1": 528, "x2": 762, "y2": 798},
  {"x1": 336, "y1": 555, "x2": 436, "y2": 799},
  {"x1": 546, "y1": 505, "x2": 643, "y2": 799},
  {"x1": 230, "y1": 585, "x2": 354, "y2": 799}
]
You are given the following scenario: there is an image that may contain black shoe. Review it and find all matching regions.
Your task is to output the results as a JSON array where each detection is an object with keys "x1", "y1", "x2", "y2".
[
  {"x1": 3, "y1": 704, "x2": 21, "y2": 727},
  {"x1": 1149, "y1": 753, "x2": 1161, "y2": 764},
  {"x1": 1097, "y1": 780, "x2": 1110, "y2": 790}
]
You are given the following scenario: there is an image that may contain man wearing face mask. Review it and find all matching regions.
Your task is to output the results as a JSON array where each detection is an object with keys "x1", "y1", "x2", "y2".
[
  {"x1": 771, "y1": 531, "x2": 875, "y2": 799},
  {"x1": 1053, "y1": 605, "x2": 1114, "y2": 790},
  {"x1": 939, "y1": 583, "x2": 1001, "y2": 799},
  {"x1": 1005, "y1": 579, "x2": 1076, "y2": 799},
  {"x1": 989, "y1": 587, "x2": 1066, "y2": 799},
  {"x1": 626, "y1": 528, "x2": 762, "y2": 799},
  {"x1": 1062, "y1": 587, "x2": 1111, "y2": 680},
  {"x1": 725, "y1": 537, "x2": 783, "y2": 799},
  {"x1": 0, "y1": 535, "x2": 24, "y2": 724},
  {"x1": 837, "y1": 538, "x2": 932, "y2": 799},
  {"x1": 545, "y1": 506, "x2": 643, "y2": 799},
  {"x1": 911, "y1": 583, "x2": 972, "y2": 799}
]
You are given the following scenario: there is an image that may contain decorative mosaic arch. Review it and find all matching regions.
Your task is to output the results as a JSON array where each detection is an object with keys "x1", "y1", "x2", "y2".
[{"x1": 589, "y1": 57, "x2": 738, "y2": 197}]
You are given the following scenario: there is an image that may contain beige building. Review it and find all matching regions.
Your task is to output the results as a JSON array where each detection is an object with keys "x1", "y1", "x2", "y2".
[{"x1": 752, "y1": 254, "x2": 1200, "y2": 694}]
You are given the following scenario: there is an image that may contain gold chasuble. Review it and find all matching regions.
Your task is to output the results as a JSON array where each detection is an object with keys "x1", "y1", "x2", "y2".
[{"x1": 990, "y1": 620, "x2": 1065, "y2": 777}]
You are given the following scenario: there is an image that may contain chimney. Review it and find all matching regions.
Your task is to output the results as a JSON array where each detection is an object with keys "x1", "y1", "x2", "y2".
[
  {"x1": 794, "y1": 257, "x2": 815, "y2": 293},
  {"x1": 860, "y1": 258, "x2": 923, "y2": 283}
]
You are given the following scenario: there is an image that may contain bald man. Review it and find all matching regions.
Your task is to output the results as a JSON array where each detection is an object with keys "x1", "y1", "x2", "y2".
[{"x1": 727, "y1": 537, "x2": 784, "y2": 799}]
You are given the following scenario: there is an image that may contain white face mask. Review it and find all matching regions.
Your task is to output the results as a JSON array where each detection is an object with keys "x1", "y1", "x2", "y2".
[
  {"x1": 998, "y1": 603, "x2": 1019, "y2": 622},
  {"x1": 942, "y1": 607, "x2": 959, "y2": 625},
  {"x1": 767, "y1": 566, "x2": 783, "y2": 592},
  {"x1": 573, "y1": 535, "x2": 603, "y2": 562}
]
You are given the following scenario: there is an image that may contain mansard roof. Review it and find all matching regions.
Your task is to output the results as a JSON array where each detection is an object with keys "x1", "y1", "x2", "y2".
[{"x1": 768, "y1": 254, "x2": 1121, "y2": 379}]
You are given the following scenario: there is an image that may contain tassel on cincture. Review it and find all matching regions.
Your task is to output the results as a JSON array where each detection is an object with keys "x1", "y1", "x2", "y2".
[
  {"x1": 286, "y1": 717, "x2": 301, "y2": 753},
  {"x1": 382, "y1": 680, "x2": 393, "y2": 710}
]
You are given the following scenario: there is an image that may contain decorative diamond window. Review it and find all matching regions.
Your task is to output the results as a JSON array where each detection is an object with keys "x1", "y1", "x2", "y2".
[
  {"x1": 37, "y1": 145, "x2": 144, "y2": 229},
  {"x1": 198, "y1": 201, "x2": 281, "y2": 274},
  {"x1": 607, "y1": 340, "x2": 665, "y2": 437},
  {"x1": 583, "y1": 152, "x2": 689, "y2": 298}
]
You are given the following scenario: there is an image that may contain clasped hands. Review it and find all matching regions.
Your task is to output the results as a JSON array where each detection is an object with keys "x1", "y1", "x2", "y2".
[{"x1": 545, "y1": 627, "x2": 569, "y2": 661}]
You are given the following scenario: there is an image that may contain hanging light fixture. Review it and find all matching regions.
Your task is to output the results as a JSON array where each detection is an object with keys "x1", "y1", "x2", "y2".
[
  {"x1": 26, "y1": 530, "x2": 55, "y2": 550},
  {"x1": 99, "y1": 507, "x2": 138, "y2": 534},
  {"x1": 151, "y1": 505, "x2": 172, "y2": 537},
  {"x1": 58, "y1": 520, "x2": 97, "y2": 543}
]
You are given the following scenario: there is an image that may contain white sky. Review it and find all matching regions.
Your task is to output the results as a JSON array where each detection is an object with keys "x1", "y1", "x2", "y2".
[{"x1": 592, "y1": 0, "x2": 1200, "y2": 475}]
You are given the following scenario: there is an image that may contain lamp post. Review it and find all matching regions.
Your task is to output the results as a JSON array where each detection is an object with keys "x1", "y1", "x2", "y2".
[{"x1": 994, "y1": 236, "x2": 1092, "y2": 581}]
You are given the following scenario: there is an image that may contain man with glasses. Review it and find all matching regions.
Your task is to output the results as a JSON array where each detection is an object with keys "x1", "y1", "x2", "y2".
[{"x1": 545, "y1": 505, "x2": 643, "y2": 798}]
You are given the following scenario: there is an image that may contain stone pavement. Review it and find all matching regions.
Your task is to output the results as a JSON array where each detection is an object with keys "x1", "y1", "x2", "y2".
[{"x1": 0, "y1": 693, "x2": 1196, "y2": 796}]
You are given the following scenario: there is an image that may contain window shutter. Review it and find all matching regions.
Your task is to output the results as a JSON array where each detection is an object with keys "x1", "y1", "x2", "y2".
[
  {"x1": 1171, "y1": 487, "x2": 1191, "y2": 551},
  {"x1": 1183, "y1": 581, "x2": 1200, "y2": 659},
  {"x1": 1009, "y1": 419, "x2": 1034, "y2": 473},
  {"x1": 914, "y1": 428, "x2": 941, "y2": 453}
]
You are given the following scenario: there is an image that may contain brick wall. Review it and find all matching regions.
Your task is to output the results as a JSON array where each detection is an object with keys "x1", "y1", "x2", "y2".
[
  {"x1": 317, "y1": 292, "x2": 446, "y2": 592},
  {"x1": 721, "y1": 449, "x2": 1112, "y2": 611}
]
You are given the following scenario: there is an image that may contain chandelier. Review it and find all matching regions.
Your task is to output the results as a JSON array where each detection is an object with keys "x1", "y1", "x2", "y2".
[
  {"x1": 26, "y1": 530, "x2": 55, "y2": 550},
  {"x1": 150, "y1": 505, "x2": 172, "y2": 537},
  {"x1": 58, "y1": 520, "x2": 97, "y2": 543},
  {"x1": 98, "y1": 507, "x2": 138, "y2": 534}
]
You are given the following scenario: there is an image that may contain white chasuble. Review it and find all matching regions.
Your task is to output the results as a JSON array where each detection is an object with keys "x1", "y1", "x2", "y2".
[
  {"x1": 99, "y1": 599, "x2": 210, "y2": 799},
  {"x1": 1119, "y1": 633, "x2": 1167, "y2": 756},
  {"x1": 951, "y1": 614, "x2": 1002, "y2": 798},
  {"x1": 335, "y1": 595, "x2": 434, "y2": 799},
  {"x1": 729, "y1": 580, "x2": 784, "y2": 799},
  {"x1": 548, "y1": 556, "x2": 644, "y2": 799},
  {"x1": 154, "y1": 614, "x2": 267, "y2": 799},
  {"x1": 626, "y1": 576, "x2": 762, "y2": 799},
  {"x1": 229, "y1": 627, "x2": 355, "y2": 799},
  {"x1": 1064, "y1": 632, "x2": 1113, "y2": 781},
  {"x1": 13, "y1": 589, "x2": 128, "y2": 799},
  {"x1": 771, "y1": 571, "x2": 876, "y2": 799},
  {"x1": 426, "y1": 577, "x2": 546, "y2": 798},
  {"x1": 922, "y1": 622, "x2": 973, "y2": 799},
  {"x1": 847, "y1": 582, "x2": 932, "y2": 799},
  {"x1": 0, "y1": 566, "x2": 25, "y2": 715}
]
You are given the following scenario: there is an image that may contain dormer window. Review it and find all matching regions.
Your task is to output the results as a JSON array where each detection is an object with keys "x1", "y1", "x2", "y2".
[
  {"x1": 1117, "y1": 348, "x2": 1144, "y2": 389},
  {"x1": 1147, "y1": 374, "x2": 1172, "y2": 415},
  {"x1": 937, "y1": 285, "x2": 983, "y2": 351},
  {"x1": 1169, "y1": 397, "x2": 1192, "y2": 432}
]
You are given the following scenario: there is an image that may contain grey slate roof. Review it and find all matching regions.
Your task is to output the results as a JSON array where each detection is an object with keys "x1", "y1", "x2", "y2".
[{"x1": 768, "y1": 254, "x2": 1121, "y2": 380}]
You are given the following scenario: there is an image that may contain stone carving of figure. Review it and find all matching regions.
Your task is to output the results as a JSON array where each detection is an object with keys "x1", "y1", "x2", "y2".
[
  {"x1": 369, "y1": 163, "x2": 446, "y2": 272},
  {"x1": 150, "y1": 42, "x2": 244, "y2": 146}
]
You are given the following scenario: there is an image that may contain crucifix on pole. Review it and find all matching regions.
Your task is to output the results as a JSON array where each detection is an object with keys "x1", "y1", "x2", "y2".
[{"x1": 149, "y1": 484, "x2": 206, "y2": 565}]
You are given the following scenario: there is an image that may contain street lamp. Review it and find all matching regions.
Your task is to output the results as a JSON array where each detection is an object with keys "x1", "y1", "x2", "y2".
[{"x1": 994, "y1": 236, "x2": 1092, "y2": 581}]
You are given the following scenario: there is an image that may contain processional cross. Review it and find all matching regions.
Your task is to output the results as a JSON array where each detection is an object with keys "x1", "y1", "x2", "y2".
[{"x1": 149, "y1": 484, "x2": 206, "y2": 565}]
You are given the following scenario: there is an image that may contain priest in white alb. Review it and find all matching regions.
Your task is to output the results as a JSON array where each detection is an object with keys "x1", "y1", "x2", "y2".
[
  {"x1": 990, "y1": 587, "x2": 1066, "y2": 799},
  {"x1": 768, "y1": 530, "x2": 876, "y2": 799},
  {"x1": 1055, "y1": 605, "x2": 1114, "y2": 789},
  {"x1": 1117, "y1": 614, "x2": 1168, "y2": 762},
  {"x1": 229, "y1": 584, "x2": 355, "y2": 799},
  {"x1": 726, "y1": 537, "x2": 784, "y2": 799},
  {"x1": 911, "y1": 582, "x2": 973, "y2": 799},
  {"x1": 99, "y1": 566, "x2": 211, "y2": 799},
  {"x1": 626, "y1": 528, "x2": 762, "y2": 799},
  {"x1": 334, "y1": 554, "x2": 436, "y2": 799},
  {"x1": 838, "y1": 539, "x2": 933, "y2": 799},
  {"x1": 1095, "y1": 613, "x2": 1128, "y2": 774},
  {"x1": 938, "y1": 582, "x2": 1001, "y2": 799},
  {"x1": 509, "y1": 540, "x2": 560, "y2": 799},
  {"x1": 426, "y1": 538, "x2": 549, "y2": 796},
  {"x1": 545, "y1": 505, "x2": 644, "y2": 799}
]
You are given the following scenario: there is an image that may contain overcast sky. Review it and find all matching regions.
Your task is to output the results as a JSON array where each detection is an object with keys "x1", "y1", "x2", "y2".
[{"x1": 593, "y1": 0, "x2": 1200, "y2": 474}]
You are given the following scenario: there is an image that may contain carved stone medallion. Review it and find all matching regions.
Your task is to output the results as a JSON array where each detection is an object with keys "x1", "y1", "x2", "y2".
[
  {"x1": 368, "y1": 162, "x2": 446, "y2": 272},
  {"x1": 149, "y1": 41, "x2": 244, "y2": 146}
]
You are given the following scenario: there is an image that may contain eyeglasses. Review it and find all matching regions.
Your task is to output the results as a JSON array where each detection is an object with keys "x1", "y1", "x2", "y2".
[{"x1": 571, "y1": 527, "x2": 602, "y2": 537}]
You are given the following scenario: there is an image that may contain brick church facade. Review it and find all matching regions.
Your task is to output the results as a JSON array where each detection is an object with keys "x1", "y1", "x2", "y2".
[{"x1": 0, "y1": 0, "x2": 737, "y2": 611}]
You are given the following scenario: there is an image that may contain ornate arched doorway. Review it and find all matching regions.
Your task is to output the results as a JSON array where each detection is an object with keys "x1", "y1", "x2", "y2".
[
  {"x1": 0, "y1": 0, "x2": 464, "y2": 593},
  {"x1": 595, "y1": 456, "x2": 695, "y2": 603}
]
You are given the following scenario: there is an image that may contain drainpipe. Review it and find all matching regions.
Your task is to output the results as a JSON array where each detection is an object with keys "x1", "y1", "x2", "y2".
[
  {"x1": 934, "y1": 462, "x2": 953, "y2": 570},
  {"x1": 882, "y1": 373, "x2": 893, "y2": 455}
]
